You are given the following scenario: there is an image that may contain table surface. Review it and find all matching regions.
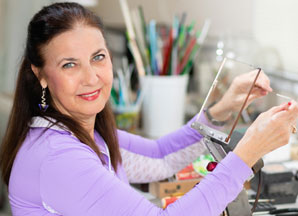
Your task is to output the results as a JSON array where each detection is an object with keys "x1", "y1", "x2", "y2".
[
  {"x1": 253, "y1": 199, "x2": 298, "y2": 216},
  {"x1": 133, "y1": 186, "x2": 298, "y2": 215}
]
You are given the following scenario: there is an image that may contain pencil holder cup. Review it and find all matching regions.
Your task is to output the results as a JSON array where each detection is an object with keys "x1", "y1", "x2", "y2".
[
  {"x1": 141, "y1": 75, "x2": 189, "y2": 138},
  {"x1": 112, "y1": 105, "x2": 140, "y2": 133}
]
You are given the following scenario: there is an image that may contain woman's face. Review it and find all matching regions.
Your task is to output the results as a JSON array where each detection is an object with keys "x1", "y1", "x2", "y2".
[{"x1": 38, "y1": 25, "x2": 113, "y2": 121}]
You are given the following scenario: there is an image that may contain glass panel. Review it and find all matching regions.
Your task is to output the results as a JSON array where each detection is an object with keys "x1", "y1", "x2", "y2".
[{"x1": 192, "y1": 57, "x2": 292, "y2": 160}]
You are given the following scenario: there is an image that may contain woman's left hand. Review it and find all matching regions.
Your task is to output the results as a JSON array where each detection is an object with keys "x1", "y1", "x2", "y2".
[{"x1": 234, "y1": 101, "x2": 298, "y2": 167}]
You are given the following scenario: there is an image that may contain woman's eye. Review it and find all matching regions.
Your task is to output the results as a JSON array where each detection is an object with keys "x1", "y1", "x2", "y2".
[
  {"x1": 62, "y1": 62, "x2": 75, "y2": 69},
  {"x1": 93, "y1": 54, "x2": 105, "y2": 61}
]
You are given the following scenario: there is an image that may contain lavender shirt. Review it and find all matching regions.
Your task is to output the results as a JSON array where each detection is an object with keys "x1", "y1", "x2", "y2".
[{"x1": 9, "y1": 116, "x2": 252, "y2": 215}]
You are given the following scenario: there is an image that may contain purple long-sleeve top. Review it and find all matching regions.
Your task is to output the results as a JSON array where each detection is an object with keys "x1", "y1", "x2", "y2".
[{"x1": 8, "y1": 115, "x2": 252, "y2": 215}]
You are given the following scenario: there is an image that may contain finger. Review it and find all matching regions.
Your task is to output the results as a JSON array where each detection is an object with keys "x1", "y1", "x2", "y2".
[
  {"x1": 288, "y1": 100, "x2": 298, "y2": 110},
  {"x1": 254, "y1": 82, "x2": 271, "y2": 93},
  {"x1": 254, "y1": 72, "x2": 272, "y2": 92},
  {"x1": 267, "y1": 102, "x2": 290, "y2": 115},
  {"x1": 251, "y1": 88, "x2": 268, "y2": 96},
  {"x1": 255, "y1": 70, "x2": 271, "y2": 90},
  {"x1": 287, "y1": 100, "x2": 298, "y2": 118},
  {"x1": 248, "y1": 89, "x2": 268, "y2": 101},
  {"x1": 272, "y1": 101, "x2": 298, "y2": 121}
]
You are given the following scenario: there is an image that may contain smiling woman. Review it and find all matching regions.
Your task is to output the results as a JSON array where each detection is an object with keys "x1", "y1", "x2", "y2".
[
  {"x1": 0, "y1": 3, "x2": 123, "y2": 214},
  {"x1": 0, "y1": 2, "x2": 298, "y2": 216},
  {"x1": 31, "y1": 25, "x2": 113, "y2": 134}
]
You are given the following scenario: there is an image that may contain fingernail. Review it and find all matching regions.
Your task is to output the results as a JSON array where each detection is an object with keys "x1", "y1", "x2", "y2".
[{"x1": 288, "y1": 102, "x2": 292, "y2": 106}]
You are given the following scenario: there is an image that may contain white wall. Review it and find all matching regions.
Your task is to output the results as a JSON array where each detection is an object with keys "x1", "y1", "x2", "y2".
[
  {"x1": 252, "y1": 0, "x2": 298, "y2": 72},
  {"x1": 0, "y1": 0, "x2": 6, "y2": 91},
  {"x1": 0, "y1": 0, "x2": 51, "y2": 94},
  {"x1": 0, "y1": 0, "x2": 101, "y2": 94}
]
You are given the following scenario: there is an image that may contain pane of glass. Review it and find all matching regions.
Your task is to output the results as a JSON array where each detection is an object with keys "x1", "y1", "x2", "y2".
[
  {"x1": 195, "y1": 58, "x2": 257, "y2": 137},
  {"x1": 192, "y1": 57, "x2": 292, "y2": 150}
]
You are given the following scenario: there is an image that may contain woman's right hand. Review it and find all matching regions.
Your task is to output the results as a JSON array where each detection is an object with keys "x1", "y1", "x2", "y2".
[{"x1": 233, "y1": 100, "x2": 298, "y2": 167}]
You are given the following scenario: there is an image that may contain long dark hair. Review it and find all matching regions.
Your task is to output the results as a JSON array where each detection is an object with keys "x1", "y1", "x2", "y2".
[{"x1": 0, "y1": 2, "x2": 121, "y2": 186}]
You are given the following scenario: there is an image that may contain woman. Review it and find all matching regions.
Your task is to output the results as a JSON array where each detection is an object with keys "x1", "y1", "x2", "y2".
[{"x1": 0, "y1": 2, "x2": 297, "y2": 215}]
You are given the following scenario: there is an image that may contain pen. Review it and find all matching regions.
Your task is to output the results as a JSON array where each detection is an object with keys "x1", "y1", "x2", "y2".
[
  {"x1": 249, "y1": 199, "x2": 275, "y2": 203},
  {"x1": 270, "y1": 208, "x2": 298, "y2": 215},
  {"x1": 276, "y1": 214, "x2": 298, "y2": 216}
]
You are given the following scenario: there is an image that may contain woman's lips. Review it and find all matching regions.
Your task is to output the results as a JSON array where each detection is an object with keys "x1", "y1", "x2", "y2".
[{"x1": 78, "y1": 89, "x2": 100, "y2": 101}]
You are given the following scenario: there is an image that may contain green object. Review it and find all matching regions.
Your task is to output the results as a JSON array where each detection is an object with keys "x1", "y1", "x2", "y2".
[
  {"x1": 138, "y1": 6, "x2": 148, "y2": 51},
  {"x1": 180, "y1": 30, "x2": 200, "y2": 75},
  {"x1": 186, "y1": 20, "x2": 195, "y2": 34},
  {"x1": 110, "y1": 88, "x2": 119, "y2": 105},
  {"x1": 178, "y1": 25, "x2": 186, "y2": 49},
  {"x1": 138, "y1": 6, "x2": 152, "y2": 75},
  {"x1": 181, "y1": 42, "x2": 200, "y2": 75},
  {"x1": 192, "y1": 154, "x2": 214, "y2": 176},
  {"x1": 114, "y1": 112, "x2": 139, "y2": 133}
]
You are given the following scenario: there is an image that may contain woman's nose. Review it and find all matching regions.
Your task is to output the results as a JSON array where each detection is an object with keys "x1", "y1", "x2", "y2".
[{"x1": 82, "y1": 64, "x2": 99, "y2": 86}]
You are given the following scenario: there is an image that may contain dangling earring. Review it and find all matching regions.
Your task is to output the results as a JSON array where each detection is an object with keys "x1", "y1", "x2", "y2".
[{"x1": 38, "y1": 87, "x2": 49, "y2": 112}]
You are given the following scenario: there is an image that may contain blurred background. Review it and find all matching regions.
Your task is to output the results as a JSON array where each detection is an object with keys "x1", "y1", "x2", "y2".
[{"x1": 1, "y1": 0, "x2": 298, "y2": 214}]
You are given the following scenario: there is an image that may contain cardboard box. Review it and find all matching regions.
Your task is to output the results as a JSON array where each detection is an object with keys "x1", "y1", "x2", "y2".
[{"x1": 149, "y1": 178, "x2": 202, "y2": 198}]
